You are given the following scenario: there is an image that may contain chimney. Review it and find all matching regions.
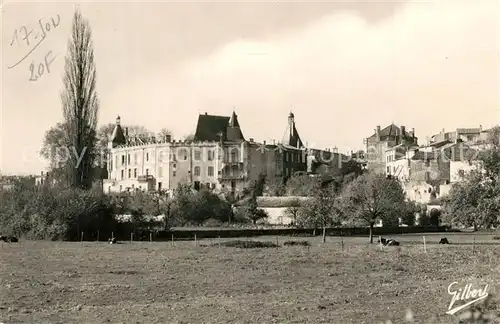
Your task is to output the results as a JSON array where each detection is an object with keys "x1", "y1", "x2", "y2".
[
  {"x1": 412, "y1": 128, "x2": 415, "y2": 137},
  {"x1": 442, "y1": 128, "x2": 445, "y2": 134},
  {"x1": 376, "y1": 126, "x2": 381, "y2": 141},
  {"x1": 41, "y1": 171, "x2": 43, "y2": 177},
  {"x1": 263, "y1": 140, "x2": 266, "y2": 146},
  {"x1": 165, "y1": 135, "x2": 171, "y2": 142},
  {"x1": 249, "y1": 138, "x2": 254, "y2": 142},
  {"x1": 401, "y1": 126, "x2": 406, "y2": 136},
  {"x1": 125, "y1": 127, "x2": 129, "y2": 137},
  {"x1": 480, "y1": 124, "x2": 483, "y2": 131},
  {"x1": 205, "y1": 112, "x2": 207, "y2": 115}
]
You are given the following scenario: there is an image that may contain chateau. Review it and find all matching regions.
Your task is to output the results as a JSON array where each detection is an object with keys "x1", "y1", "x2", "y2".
[{"x1": 103, "y1": 111, "x2": 310, "y2": 196}]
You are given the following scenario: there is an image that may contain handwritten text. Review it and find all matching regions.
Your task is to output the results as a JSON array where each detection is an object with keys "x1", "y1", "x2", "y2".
[{"x1": 7, "y1": 14, "x2": 61, "y2": 80}]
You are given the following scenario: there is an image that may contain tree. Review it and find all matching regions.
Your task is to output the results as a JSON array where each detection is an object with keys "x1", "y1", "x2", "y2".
[
  {"x1": 184, "y1": 134, "x2": 195, "y2": 141},
  {"x1": 340, "y1": 173, "x2": 406, "y2": 243},
  {"x1": 157, "y1": 128, "x2": 173, "y2": 141},
  {"x1": 263, "y1": 176, "x2": 285, "y2": 196},
  {"x1": 443, "y1": 169, "x2": 499, "y2": 230},
  {"x1": 60, "y1": 9, "x2": 99, "y2": 189},
  {"x1": 295, "y1": 180, "x2": 342, "y2": 231},
  {"x1": 442, "y1": 126, "x2": 500, "y2": 230},
  {"x1": 285, "y1": 174, "x2": 319, "y2": 196},
  {"x1": 284, "y1": 198, "x2": 302, "y2": 226}
]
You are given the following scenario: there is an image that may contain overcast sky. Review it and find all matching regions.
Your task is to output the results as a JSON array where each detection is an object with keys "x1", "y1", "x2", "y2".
[{"x1": 1, "y1": 0, "x2": 499, "y2": 175}]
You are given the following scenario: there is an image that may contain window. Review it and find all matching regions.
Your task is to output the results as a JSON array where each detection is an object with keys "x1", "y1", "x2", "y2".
[
  {"x1": 173, "y1": 171, "x2": 176, "y2": 177},
  {"x1": 208, "y1": 166, "x2": 214, "y2": 177},
  {"x1": 206, "y1": 182, "x2": 210, "y2": 189},
  {"x1": 132, "y1": 184, "x2": 135, "y2": 189},
  {"x1": 146, "y1": 152, "x2": 149, "y2": 162},
  {"x1": 178, "y1": 149, "x2": 188, "y2": 160},
  {"x1": 128, "y1": 169, "x2": 131, "y2": 178},
  {"x1": 386, "y1": 166, "x2": 390, "y2": 173},
  {"x1": 121, "y1": 155, "x2": 125, "y2": 165},
  {"x1": 119, "y1": 185, "x2": 122, "y2": 191},
  {"x1": 207, "y1": 150, "x2": 214, "y2": 161},
  {"x1": 194, "y1": 150, "x2": 201, "y2": 161},
  {"x1": 134, "y1": 153, "x2": 138, "y2": 165},
  {"x1": 230, "y1": 148, "x2": 238, "y2": 162},
  {"x1": 146, "y1": 169, "x2": 149, "y2": 176},
  {"x1": 127, "y1": 154, "x2": 130, "y2": 164},
  {"x1": 458, "y1": 169, "x2": 465, "y2": 177},
  {"x1": 158, "y1": 167, "x2": 163, "y2": 177},
  {"x1": 194, "y1": 166, "x2": 200, "y2": 176},
  {"x1": 173, "y1": 163, "x2": 177, "y2": 168},
  {"x1": 121, "y1": 170, "x2": 124, "y2": 179},
  {"x1": 134, "y1": 168, "x2": 137, "y2": 178}
]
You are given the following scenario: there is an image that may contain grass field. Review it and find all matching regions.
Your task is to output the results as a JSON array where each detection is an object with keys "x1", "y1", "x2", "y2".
[{"x1": 0, "y1": 233, "x2": 499, "y2": 324}]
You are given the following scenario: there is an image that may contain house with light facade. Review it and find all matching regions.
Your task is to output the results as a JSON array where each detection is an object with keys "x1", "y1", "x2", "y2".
[{"x1": 103, "y1": 111, "x2": 311, "y2": 197}]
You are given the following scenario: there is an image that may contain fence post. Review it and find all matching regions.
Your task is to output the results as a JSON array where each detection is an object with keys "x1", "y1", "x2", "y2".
[
  {"x1": 341, "y1": 236, "x2": 344, "y2": 252},
  {"x1": 423, "y1": 236, "x2": 427, "y2": 253},
  {"x1": 171, "y1": 234, "x2": 174, "y2": 247},
  {"x1": 218, "y1": 236, "x2": 221, "y2": 248},
  {"x1": 194, "y1": 234, "x2": 197, "y2": 247},
  {"x1": 322, "y1": 227, "x2": 326, "y2": 243},
  {"x1": 97, "y1": 230, "x2": 100, "y2": 242},
  {"x1": 150, "y1": 232, "x2": 153, "y2": 242},
  {"x1": 379, "y1": 236, "x2": 383, "y2": 250},
  {"x1": 81, "y1": 231, "x2": 84, "y2": 242},
  {"x1": 111, "y1": 232, "x2": 114, "y2": 240},
  {"x1": 473, "y1": 236, "x2": 475, "y2": 255},
  {"x1": 131, "y1": 232, "x2": 134, "y2": 242}
]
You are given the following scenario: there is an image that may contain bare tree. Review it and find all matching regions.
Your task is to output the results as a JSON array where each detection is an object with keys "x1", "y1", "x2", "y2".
[{"x1": 60, "y1": 9, "x2": 99, "y2": 189}]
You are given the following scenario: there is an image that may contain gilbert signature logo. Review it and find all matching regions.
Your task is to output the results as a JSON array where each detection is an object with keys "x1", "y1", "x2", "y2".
[{"x1": 446, "y1": 281, "x2": 489, "y2": 315}]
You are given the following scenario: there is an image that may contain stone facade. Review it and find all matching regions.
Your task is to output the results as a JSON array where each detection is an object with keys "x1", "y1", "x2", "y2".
[
  {"x1": 365, "y1": 124, "x2": 418, "y2": 174},
  {"x1": 103, "y1": 112, "x2": 309, "y2": 196}
]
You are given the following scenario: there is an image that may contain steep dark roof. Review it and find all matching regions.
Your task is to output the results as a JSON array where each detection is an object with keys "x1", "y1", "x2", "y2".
[
  {"x1": 226, "y1": 111, "x2": 245, "y2": 141},
  {"x1": 368, "y1": 124, "x2": 412, "y2": 139},
  {"x1": 194, "y1": 114, "x2": 230, "y2": 141},
  {"x1": 111, "y1": 117, "x2": 126, "y2": 147}
]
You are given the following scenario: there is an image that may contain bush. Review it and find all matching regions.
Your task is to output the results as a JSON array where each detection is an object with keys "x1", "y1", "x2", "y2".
[{"x1": 0, "y1": 183, "x2": 115, "y2": 240}]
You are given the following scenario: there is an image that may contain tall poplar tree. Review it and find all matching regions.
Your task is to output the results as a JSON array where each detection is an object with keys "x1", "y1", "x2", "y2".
[{"x1": 60, "y1": 8, "x2": 99, "y2": 189}]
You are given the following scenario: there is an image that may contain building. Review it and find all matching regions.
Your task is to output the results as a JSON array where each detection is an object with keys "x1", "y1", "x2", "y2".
[
  {"x1": 103, "y1": 111, "x2": 309, "y2": 196},
  {"x1": 365, "y1": 124, "x2": 418, "y2": 174},
  {"x1": 430, "y1": 126, "x2": 483, "y2": 145}
]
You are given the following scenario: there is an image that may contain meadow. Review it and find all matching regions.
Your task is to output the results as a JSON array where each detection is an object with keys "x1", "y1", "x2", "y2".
[{"x1": 0, "y1": 233, "x2": 498, "y2": 324}]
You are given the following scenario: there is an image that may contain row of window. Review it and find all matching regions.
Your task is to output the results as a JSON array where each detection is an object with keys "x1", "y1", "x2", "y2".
[
  {"x1": 117, "y1": 150, "x2": 219, "y2": 167},
  {"x1": 118, "y1": 165, "x2": 216, "y2": 180},
  {"x1": 194, "y1": 166, "x2": 214, "y2": 177}
]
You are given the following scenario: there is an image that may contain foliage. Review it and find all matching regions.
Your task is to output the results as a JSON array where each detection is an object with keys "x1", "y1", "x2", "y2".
[
  {"x1": 339, "y1": 173, "x2": 406, "y2": 243},
  {"x1": 263, "y1": 176, "x2": 285, "y2": 196},
  {"x1": 443, "y1": 169, "x2": 499, "y2": 230},
  {"x1": 295, "y1": 181, "x2": 343, "y2": 228},
  {"x1": 0, "y1": 182, "x2": 115, "y2": 240},
  {"x1": 285, "y1": 174, "x2": 319, "y2": 196},
  {"x1": 166, "y1": 185, "x2": 232, "y2": 227},
  {"x1": 60, "y1": 9, "x2": 100, "y2": 189}
]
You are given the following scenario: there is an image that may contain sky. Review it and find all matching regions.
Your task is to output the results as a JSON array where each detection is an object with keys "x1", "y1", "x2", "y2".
[{"x1": 1, "y1": 0, "x2": 499, "y2": 175}]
